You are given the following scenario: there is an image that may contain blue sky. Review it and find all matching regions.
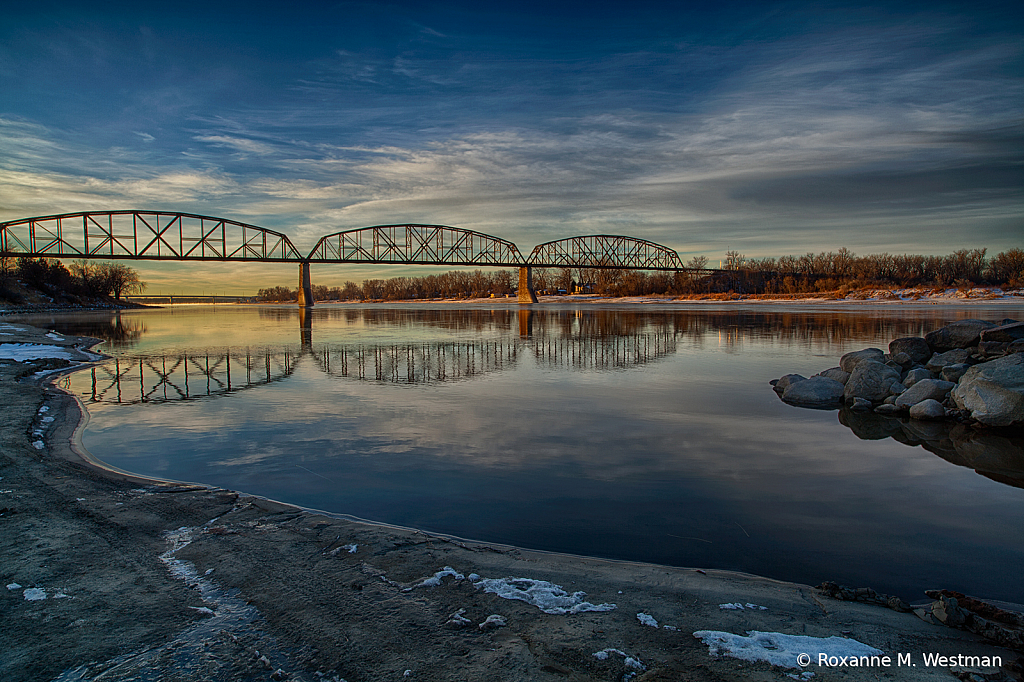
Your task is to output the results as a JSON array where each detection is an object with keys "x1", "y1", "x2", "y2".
[{"x1": 1, "y1": 1, "x2": 1021, "y2": 292}]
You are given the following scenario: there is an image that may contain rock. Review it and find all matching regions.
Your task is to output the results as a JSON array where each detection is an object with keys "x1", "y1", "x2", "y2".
[
  {"x1": 840, "y1": 348, "x2": 885, "y2": 373},
  {"x1": 979, "y1": 341, "x2": 1009, "y2": 357},
  {"x1": 844, "y1": 360, "x2": 901, "y2": 402},
  {"x1": 902, "y1": 367, "x2": 933, "y2": 387},
  {"x1": 850, "y1": 397, "x2": 872, "y2": 412},
  {"x1": 815, "y1": 367, "x2": 850, "y2": 384},
  {"x1": 979, "y1": 321, "x2": 1024, "y2": 343},
  {"x1": 883, "y1": 395, "x2": 896, "y2": 404},
  {"x1": 874, "y1": 403, "x2": 901, "y2": 415},
  {"x1": 889, "y1": 382, "x2": 906, "y2": 395},
  {"x1": 952, "y1": 353, "x2": 1024, "y2": 426},
  {"x1": 889, "y1": 336, "x2": 932, "y2": 364},
  {"x1": 931, "y1": 595, "x2": 967, "y2": 628},
  {"x1": 909, "y1": 399, "x2": 946, "y2": 420},
  {"x1": 925, "y1": 320, "x2": 995, "y2": 350},
  {"x1": 889, "y1": 351, "x2": 913, "y2": 369},
  {"x1": 895, "y1": 378, "x2": 956, "y2": 409},
  {"x1": 926, "y1": 348, "x2": 973, "y2": 371},
  {"x1": 1010, "y1": 339, "x2": 1024, "y2": 354},
  {"x1": 940, "y1": 363, "x2": 971, "y2": 383},
  {"x1": 782, "y1": 376, "x2": 845, "y2": 407},
  {"x1": 773, "y1": 374, "x2": 806, "y2": 392}
]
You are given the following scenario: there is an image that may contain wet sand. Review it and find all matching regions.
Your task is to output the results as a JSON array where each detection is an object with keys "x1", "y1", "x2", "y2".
[{"x1": 0, "y1": 322, "x2": 1017, "y2": 681}]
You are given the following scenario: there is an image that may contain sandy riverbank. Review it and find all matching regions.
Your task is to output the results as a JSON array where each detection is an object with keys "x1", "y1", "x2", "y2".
[{"x1": 0, "y1": 322, "x2": 1018, "y2": 681}]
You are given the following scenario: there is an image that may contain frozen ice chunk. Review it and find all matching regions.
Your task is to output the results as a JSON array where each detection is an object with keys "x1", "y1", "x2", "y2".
[
  {"x1": 476, "y1": 577, "x2": 616, "y2": 614},
  {"x1": 693, "y1": 630, "x2": 883, "y2": 670},
  {"x1": 23, "y1": 587, "x2": 47, "y2": 601},
  {"x1": 637, "y1": 613, "x2": 658, "y2": 627},
  {"x1": 409, "y1": 566, "x2": 465, "y2": 589}
]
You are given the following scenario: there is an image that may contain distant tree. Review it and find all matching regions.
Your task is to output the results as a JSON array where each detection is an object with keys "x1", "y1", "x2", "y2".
[
  {"x1": 686, "y1": 255, "x2": 708, "y2": 270},
  {"x1": 724, "y1": 251, "x2": 746, "y2": 270},
  {"x1": 257, "y1": 286, "x2": 295, "y2": 302},
  {"x1": 98, "y1": 263, "x2": 146, "y2": 300}
]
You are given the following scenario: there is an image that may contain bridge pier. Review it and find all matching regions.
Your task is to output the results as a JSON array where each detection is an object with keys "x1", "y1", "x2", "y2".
[
  {"x1": 297, "y1": 261, "x2": 314, "y2": 307},
  {"x1": 518, "y1": 266, "x2": 538, "y2": 304}
]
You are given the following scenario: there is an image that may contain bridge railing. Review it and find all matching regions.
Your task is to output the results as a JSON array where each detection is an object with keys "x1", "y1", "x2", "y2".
[{"x1": 0, "y1": 211, "x2": 303, "y2": 262}]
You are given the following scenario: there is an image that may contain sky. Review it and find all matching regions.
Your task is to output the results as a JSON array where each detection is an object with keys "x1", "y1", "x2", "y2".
[{"x1": 1, "y1": 0, "x2": 1022, "y2": 293}]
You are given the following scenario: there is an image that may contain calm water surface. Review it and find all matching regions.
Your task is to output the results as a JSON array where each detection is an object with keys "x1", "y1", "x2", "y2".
[{"x1": 21, "y1": 303, "x2": 1024, "y2": 604}]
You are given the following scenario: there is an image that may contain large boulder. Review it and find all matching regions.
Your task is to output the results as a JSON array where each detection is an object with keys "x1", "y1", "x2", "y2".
[
  {"x1": 815, "y1": 367, "x2": 850, "y2": 384},
  {"x1": 895, "y1": 378, "x2": 956, "y2": 409},
  {"x1": 840, "y1": 348, "x2": 885, "y2": 373},
  {"x1": 844, "y1": 360, "x2": 901, "y2": 403},
  {"x1": 888, "y1": 337, "x2": 931, "y2": 364},
  {"x1": 980, "y1": 321, "x2": 1024, "y2": 344},
  {"x1": 951, "y1": 353, "x2": 1024, "y2": 427},
  {"x1": 782, "y1": 376, "x2": 845, "y2": 407},
  {"x1": 926, "y1": 348, "x2": 973, "y2": 372},
  {"x1": 924, "y1": 320, "x2": 995, "y2": 351}
]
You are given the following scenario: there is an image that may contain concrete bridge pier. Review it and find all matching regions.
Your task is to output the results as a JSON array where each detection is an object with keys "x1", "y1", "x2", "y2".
[
  {"x1": 518, "y1": 266, "x2": 538, "y2": 304},
  {"x1": 297, "y1": 261, "x2": 315, "y2": 307}
]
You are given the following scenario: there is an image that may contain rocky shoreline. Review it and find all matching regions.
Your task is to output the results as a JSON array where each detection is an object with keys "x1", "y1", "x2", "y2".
[
  {"x1": 1, "y1": 322, "x2": 1021, "y2": 680},
  {"x1": 773, "y1": 319, "x2": 1024, "y2": 427}
]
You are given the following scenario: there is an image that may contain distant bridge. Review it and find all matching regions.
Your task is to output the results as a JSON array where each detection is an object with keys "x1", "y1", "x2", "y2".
[{"x1": 0, "y1": 210, "x2": 716, "y2": 305}]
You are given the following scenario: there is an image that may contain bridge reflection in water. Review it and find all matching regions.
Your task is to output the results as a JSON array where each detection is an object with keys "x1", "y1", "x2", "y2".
[
  {"x1": 68, "y1": 325, "x2": 678, "y2": 403},
  {"x1": 80, "y1": 350, "x2": 298, "y2": 404}
]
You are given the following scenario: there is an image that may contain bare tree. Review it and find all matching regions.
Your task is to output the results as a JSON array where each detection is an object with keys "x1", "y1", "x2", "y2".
[{"x1": 99, "y1": 263, "x2": 146, "y2": 300}]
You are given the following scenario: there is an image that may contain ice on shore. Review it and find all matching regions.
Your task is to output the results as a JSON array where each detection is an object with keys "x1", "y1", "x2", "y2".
[
  {"x1": 592, "y1": 648, "x2": 646, "y2": 674},
  {"x1": 720, "y1": 602, "x2": 768, "y2": 610},
  {"x1": 475, "y1": 577, "x2": 616, "y2": 615},
  {"x1": 693, "y1": 630, "x2": 883, "y2": 670},
  {"x1": 23, "y1": 587, "x2": 47, "y2": 600},
  {"x1": 637, "y1": 613, "x2": 658, "y2": 627},
  {"x1": 408, "y1": 566, "x2": 465, "y2": 589},
  {"x1": 0, "y1": 343, "x2": 78, "y2": 360}
]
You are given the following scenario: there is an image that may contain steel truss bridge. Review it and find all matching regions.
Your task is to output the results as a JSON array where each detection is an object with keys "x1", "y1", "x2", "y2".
[{"x1": 0, "y1": 210, "x2": 718, "y2": 304}]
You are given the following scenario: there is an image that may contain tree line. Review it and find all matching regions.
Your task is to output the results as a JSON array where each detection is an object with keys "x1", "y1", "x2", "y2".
[
  {"x1": 257, "y1": 247, "x2": 1023, "y2": 302},
  {"x1": 0, "y1": 256, "x2": 146, "y2": 303}
]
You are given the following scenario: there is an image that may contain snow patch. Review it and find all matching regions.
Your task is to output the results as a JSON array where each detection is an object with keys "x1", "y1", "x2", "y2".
[
  {"x1": 0, "y1": 343, "x2": 77, "y2": 360},
  {"x1": 46, "y1": 332, "x2": 64, "y2": 340},
  {"x1": 720, "y1": 602, "x2": 768, "y2": 610},
  {"x1": 693, "y1": 630, "x2": 883, "y2": 670},
  {"x1": 637, "y1": 613, "x2": 658, "y2": 627},
  {"x1": 592, "y1": 648, "x2": 646, "y2": 677},
  {"x1": 23, "y1": 587, "x2": 47, "y2": 601},
  {"x1": 408, "y1": 566, "x2": 464, "y2": 589},
  {"x1": 7, "y1": 582, "x2": 22, "y2": 590},
  {"x1": 476, "y1": 577, "x2": 616, "y2": 615},
  {"x1": 32, "y1": 441, "x2": 45, "y2": 450}
]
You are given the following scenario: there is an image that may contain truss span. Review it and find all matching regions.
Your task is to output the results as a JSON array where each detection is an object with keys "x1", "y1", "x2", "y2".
[
  {"x1": 308, "y1": 224, "x2": 526, "y2": 266},
  {"x1": 528, "y1": 235, "x2": 682, "y2": 270},
  {"x1": 0, "y1": 211, "x2": 302, "y2": 262}
]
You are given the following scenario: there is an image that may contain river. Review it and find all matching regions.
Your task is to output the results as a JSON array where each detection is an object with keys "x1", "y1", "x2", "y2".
[{"x1": 15, "y1": 302, "x2": 1024, "y2": 605}]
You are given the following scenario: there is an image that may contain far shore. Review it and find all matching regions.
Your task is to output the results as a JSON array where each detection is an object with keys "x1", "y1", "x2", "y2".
[{"x1": 0, "y1": 320, "x2": 1019, "y2": 681}]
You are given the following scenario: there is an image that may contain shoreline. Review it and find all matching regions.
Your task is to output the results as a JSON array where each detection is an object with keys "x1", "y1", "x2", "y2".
[{"x1": 1, "y1": 322, "x2": 1019, "y2": 680}]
